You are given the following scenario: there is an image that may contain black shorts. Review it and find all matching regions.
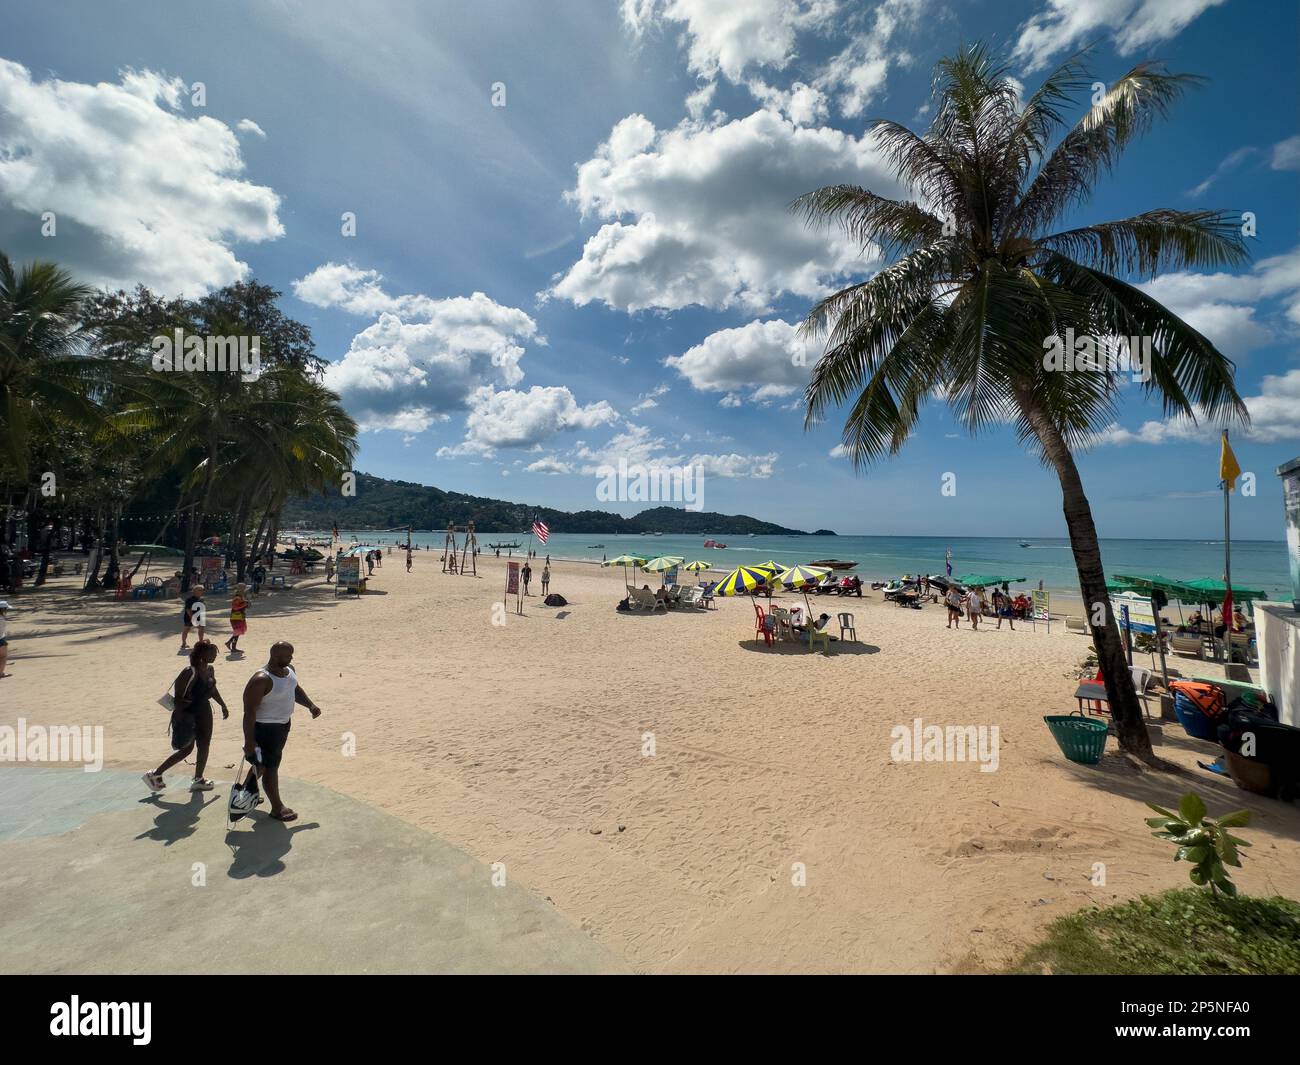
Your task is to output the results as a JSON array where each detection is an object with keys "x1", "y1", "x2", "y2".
[{"x1": 253, "y1": 721, "x2": 291, "y2": 770}]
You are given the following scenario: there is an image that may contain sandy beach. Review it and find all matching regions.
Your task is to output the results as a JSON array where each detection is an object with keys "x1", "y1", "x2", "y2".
[{"x1": 4, "y1": 552, "x2": 1299, "y2": 974}]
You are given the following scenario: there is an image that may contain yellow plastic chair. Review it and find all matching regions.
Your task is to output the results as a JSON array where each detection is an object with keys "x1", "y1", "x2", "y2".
[{"x1": 808, "y1": 625, "x2": 830, "y2": 655}]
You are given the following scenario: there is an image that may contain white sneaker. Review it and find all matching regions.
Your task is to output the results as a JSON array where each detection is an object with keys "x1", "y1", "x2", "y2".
[
  {"x1": 190, "y1": 778, "x2": 215, "y2": 791},
  {"x1": 143, "y1": 772, "x2": 164, "y2": 793}
]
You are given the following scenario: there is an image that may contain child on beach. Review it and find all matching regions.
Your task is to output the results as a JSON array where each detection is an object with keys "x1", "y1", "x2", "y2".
[
  {"x1": 180, "y1": 586, "x2": 205, "y2": 651},
  {"x1": 0, "y1": 600, "x2": 10, "y2": 678},
  {"x1": 225, "y1": 584, "x2": 249, "y2": 654}
]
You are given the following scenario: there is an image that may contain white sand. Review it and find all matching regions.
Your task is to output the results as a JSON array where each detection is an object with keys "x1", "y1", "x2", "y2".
[{"x1": 4, "y1": 551, "x2": 1299, "y2": 973}]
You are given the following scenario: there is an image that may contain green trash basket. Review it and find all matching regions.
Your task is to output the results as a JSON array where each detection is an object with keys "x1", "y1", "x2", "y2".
[{"x1": 1044, "y1": 714, "x2": 1109, "y2": 765}]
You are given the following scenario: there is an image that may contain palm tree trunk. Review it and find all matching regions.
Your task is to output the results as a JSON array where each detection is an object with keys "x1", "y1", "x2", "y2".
[{"x1": 1015, "y1": 387, "x2": 1158, "y2": 765}]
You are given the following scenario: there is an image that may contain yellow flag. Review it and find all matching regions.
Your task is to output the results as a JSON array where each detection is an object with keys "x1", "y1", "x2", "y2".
[{"x1": 1220, "y1": 434, "x2": 1241, "y2": 489}]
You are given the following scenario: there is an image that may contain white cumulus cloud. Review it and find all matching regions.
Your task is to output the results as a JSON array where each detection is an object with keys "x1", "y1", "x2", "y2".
[
  {"x1": 665, "y1": 318, "x2": 819, "y2": 401},
  {"x1": 0, "y1": 60, "x2": 283, "y2": 296},
  {"x1": 547, "y1": 109, "x2": 903, "y2": 313}
]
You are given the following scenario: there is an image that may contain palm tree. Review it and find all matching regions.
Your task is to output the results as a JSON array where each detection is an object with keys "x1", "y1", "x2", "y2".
[
  {"x1": 0, "y1": 254, "x2": 99, "y2": 479},
  {"x1": 794, "y1": 45, "x2": 1249, "y2": 764}
]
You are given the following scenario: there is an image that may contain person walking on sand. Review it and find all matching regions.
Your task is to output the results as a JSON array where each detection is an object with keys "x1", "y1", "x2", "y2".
[
  {"x1": 945, "y1": 586, "x2": 963, "y2": 629},
  {"x1": 406, "y1": 550, "x2": 413, "y2": 573},
  {"x1": 224, "y1": 584, "x2": 250, "y2": 654},
  {"x1": 540, "y1": 563, "x2": 550, "y2": 596},
  {"x1": 144, "y1": 641, "x2": 230, "y2": 793},
  {"x1": 232, "y1": 641, "x2": 322, "y2": 823},
  {"x1": 0, "y1": 600, "x2": 11, "y2": 678},
  {"x1": 522, "y1": 561, "x2": 532, "y2": 595},
  {"x1": 180, "y1": 586, "x2": 205, "y2": 652},
  {"x1": 324, "y1": 553, "x2": 335, "y2": 583},
  {"x1": 966, "y1": 586, "x2": 982, "y2": 630}
]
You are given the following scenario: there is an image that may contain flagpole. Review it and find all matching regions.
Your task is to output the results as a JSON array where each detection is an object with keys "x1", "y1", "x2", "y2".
[{"x1": 1222, "y1": 429, "x2": 1233, "y2": 661}]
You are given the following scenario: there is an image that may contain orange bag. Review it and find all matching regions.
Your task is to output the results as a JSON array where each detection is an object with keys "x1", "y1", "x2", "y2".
[{"x1": 1168, "y1": 680, "x2": 1226, "y2": 720}]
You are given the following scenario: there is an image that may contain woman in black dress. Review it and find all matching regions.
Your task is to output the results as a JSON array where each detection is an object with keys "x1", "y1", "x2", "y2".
[{"x1": 143, "y1": 641, "x2": 230, "y2": 793}]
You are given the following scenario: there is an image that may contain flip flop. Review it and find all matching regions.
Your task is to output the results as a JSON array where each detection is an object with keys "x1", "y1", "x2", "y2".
[{"x1": 271, "y1": 809, "x2": 298, "y2": 822}]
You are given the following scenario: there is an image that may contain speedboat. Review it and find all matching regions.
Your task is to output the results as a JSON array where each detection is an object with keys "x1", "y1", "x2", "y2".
[
  {"x1": 809, "y1": 559, "x2": 858, "y2": 570},
  {"x1": 1019, "y1": 540, "x2": 1031, "y2": 548}
]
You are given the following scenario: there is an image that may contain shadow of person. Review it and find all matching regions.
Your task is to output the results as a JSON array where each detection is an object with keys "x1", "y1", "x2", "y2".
[
  {"x1": 224, "y1": 816, "x2": 320, "y2": 880},
  {"x1": 135, "y1": 790, "x2": 218, "y2": 847}
]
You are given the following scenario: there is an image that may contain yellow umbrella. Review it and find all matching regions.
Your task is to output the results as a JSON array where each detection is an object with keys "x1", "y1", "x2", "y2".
[{"x1": 775, "y1": 564, "x2": 832, "y2": 622}]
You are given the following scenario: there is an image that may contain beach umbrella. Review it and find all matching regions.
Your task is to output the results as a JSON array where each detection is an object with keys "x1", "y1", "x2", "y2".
[
  {"x1": 776, "y1": 564, "x2": 832, "y2": 620},
  {"x1": 1181, "y1": 578, "x2": 1268, "y2": 605},
  {"x1": 602, "y1": 553, "x2": 646, "y2": 590},
  {"x1": 683, "y1": 560, "x2": 711, "y2": 573},
  {"x1": 956, "y1": 573, "x2": 1026, "y2": 589},
  {"x1": 713, "y1": 564, "x2": 772, "y2": 599},
  {"x1": 750, "y1": 560, "x2": 786, "y2": 600},
  {"x1": 641, "y1": 555, "x2": 686, "y2": 586}
]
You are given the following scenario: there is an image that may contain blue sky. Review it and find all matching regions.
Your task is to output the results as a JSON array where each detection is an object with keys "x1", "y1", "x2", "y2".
[{"x1": 2, "y1": 0, "x2": 1298, "y2": 537}]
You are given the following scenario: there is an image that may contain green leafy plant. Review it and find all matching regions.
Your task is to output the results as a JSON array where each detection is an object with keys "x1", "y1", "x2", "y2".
[{"x1": 1146, "y1": 792, "x2": 1251, "y2": 896}]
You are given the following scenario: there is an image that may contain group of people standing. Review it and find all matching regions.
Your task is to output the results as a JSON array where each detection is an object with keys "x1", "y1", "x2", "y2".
[{"x1": 944, "y1": 585, "x2": 1022, "y2": 630}]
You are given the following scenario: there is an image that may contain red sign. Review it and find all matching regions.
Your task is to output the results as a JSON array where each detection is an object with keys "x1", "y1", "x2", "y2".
[{"x1": 506, "y1": 561, "x2": 520, "y2": 597}]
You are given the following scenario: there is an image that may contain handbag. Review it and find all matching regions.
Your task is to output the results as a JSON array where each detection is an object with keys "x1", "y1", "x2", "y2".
[{"x1": 157, "y1": 667, "x2": 196, "y2": 712}]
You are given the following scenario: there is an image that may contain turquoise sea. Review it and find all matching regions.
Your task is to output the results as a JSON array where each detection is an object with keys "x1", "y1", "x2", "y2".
[{"x1": 304, "y1": 528, "x2": 1294, "y2": 602}]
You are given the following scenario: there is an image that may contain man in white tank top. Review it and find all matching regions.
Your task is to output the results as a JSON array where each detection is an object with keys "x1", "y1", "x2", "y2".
[{"x1": 239, "y1": 641, "x2": 322, "y2": 822}]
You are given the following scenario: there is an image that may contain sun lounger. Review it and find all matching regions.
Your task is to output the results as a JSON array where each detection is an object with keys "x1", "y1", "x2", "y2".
[
  {"x1": 1064, "y1": 616, "x2": 1088, "y2": 634},
  {"x1": 629, "y1": 587, "x2": 666, "y2": 612},
  {"x1": 1170, "y1": 633, "x2": 1206, "y2": 659},
  {"x1": 679, "y1": 586, "x2": 706, "y2": 609}
]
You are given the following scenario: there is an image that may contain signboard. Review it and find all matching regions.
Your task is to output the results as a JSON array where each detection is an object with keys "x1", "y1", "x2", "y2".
[
  {"x1": 506, "y1": 560, "x2": 522, "y2": 614},
  {"x1": 1031, "y1": 589, "x2": 1050, "y2": 621},
  {"x1": 1279, "y1": 456, "x2": 1300, "y2": 611},
  {"x1": 337, "y1": 556, "x2": 361, "y2": 592},
  {"x1": 200, "y1": 556, "x2": 222, "y2": 584},
  {"x1": 1109, "y1": 591, "x2": 1156, "y2": 634}
]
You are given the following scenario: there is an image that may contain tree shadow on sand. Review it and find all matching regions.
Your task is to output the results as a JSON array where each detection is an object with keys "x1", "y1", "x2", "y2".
[{"x1": 1044, "y1": 748, "x2": 1300, "y2": 845}]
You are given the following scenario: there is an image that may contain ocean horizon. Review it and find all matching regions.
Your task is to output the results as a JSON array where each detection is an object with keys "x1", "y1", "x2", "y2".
[{"x1": 299, "y1": 528, "x2": 1293, "y2": 603}]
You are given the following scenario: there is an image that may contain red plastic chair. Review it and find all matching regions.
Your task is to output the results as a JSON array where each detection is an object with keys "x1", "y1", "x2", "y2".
[{"x1": 753, "y1": 603, "x2": 772, "y2": 647}]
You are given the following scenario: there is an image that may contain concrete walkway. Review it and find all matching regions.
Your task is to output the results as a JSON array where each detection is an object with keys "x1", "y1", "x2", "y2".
[{"x1": 0, "y1": 767, "x2": 626, "y2": 974}]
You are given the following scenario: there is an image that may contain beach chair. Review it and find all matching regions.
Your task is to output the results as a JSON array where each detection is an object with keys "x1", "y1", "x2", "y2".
[
  {"x1": 680, "y1": 586, "x2": 705, "y2": 609},
  {"x1": 807, "y1": 624, "x2": 830, "y2": 655},
  {"x1": 698, "y1": 582, "x2": 716, "y2": 609},
  {"x1": 132, "y1": 576, "x2": 165, "y2": 600},
  {"x1": 770, "y1": 606, "x2": 793, "y2": 639},
  {"x1": 209, "y1": 572, "x2": 229, "y2": 594},
  {"x1": 837, "y1": 612, "x2": 857, "y2": 641},
  {"x1": 631, "y1": 587, "x2": 666, "y2": 613},
  {"x1": 1129, "y1": 665, "x2": 1153, "y2": 693},
  {"x1": 753, "y1": 603, "x2": 773, "y2": 647},
  {"x1": 1170, "y1": 633, "x2": 1206, "y2": 659}
]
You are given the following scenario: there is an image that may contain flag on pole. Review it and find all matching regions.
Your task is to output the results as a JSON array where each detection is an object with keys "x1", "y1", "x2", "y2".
[
  {"x1": 1220, "y1": 435, "x2": 1242, "y2": 490},
  {"x1": 531, "y1": 517, "x2": 549, "y2": 544},
  {"x1": 1220, "y1": 431, "x2": 1238, "y2": 633},
  {"x1": 945, "y1": 548, "x2": 952, "y2": 577}
]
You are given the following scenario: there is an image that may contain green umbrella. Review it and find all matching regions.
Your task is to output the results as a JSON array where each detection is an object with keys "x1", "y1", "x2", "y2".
[
  {"x1": 1110, "y1": 573, "x2": 1201, "y2": 687},
  {"x1": 602, "y1": 553, "x2": 647, "y2": 590},
  {"x1": 1181, "y1": 578, "x2": 1268, "y2": 604},
  {"x1": 957, "y1": 573, "x2": 1026, "y2": 587}
]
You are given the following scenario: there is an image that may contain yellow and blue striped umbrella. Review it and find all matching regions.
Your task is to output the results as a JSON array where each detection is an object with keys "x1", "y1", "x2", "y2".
[
  {"x1": 683, "y1": 560, "x2": 711, "y2": 572},
  {"x1": 776, "y1": 564, "x2": 831, "y2": 589},
  {"x1": 713, "y1": 564, "x2": 773, "y2": 597}
]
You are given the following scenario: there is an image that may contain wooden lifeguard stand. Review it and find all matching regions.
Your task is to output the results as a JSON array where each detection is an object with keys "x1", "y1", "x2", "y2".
[{"x1": 442, "y1": 522, "x2": 477, "y2": 576}]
